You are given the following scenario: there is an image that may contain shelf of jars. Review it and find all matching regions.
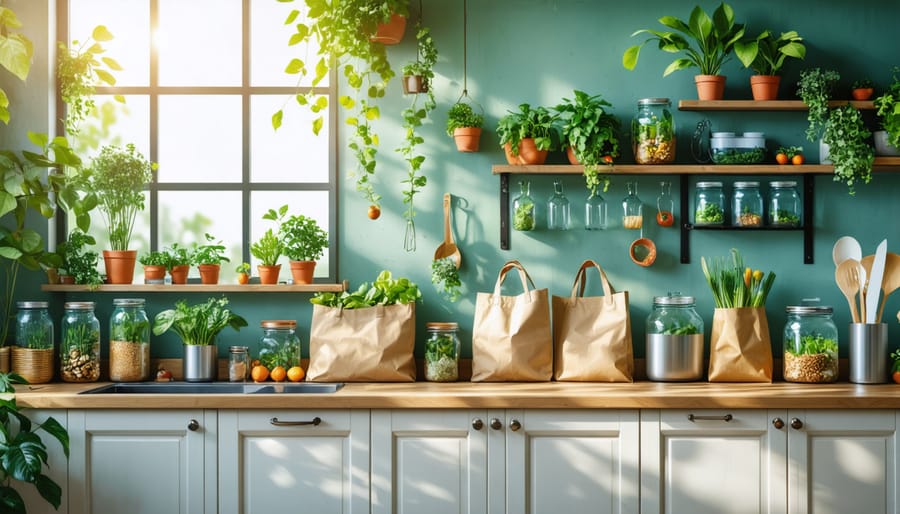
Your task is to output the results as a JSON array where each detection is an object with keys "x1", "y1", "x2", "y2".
[
  {"x1": 677, "y1": 99, "x2": 876, "y2": 111},
  {"x1": 41, "y1": 282, "x2": 348, "y2": 293}
]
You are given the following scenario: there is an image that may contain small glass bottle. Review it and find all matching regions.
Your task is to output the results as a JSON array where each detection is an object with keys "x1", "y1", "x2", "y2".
[
  {"x1": 585, "y1": 192, "x2": 608, "y2": 230},
  {"x1": 15, "y1": 301, "x2": 53, "y2": 350},
  {"x1": 694, "y1": 181, "x2": 725, "y2": 226},
  {"x1": 732, "y1": 181, "x2": 763, "y2": 227},
  {"x1": 783, "y1": 304, "x2": 838, "y2": 383},
  {"x1": 512, "y1": 180, "x2": 536, "y2": 231},
  {"x1": 61, "y1": 301, "x2": 101, "y2": 383},
  {"x1": 547, "y1": 180, "x2": 571, "y2": 230},
  {"x1": 424, "y1": 322, "x2": 460, "y2": 382},
  {"x1": 769, "y1": 181, "x2": 801, "y2": 227},
  {"x1": 622, "y1": 181, "x2": 643, "y2": 229},
  {"x1": 656, "y1": 180, "x2": 674, "y2": 227},
  {"x1": 632, "y1": 98, "x2": 676, "y2": 164},
  {"x1": 109, "y1": 298, "x2": 151, "y2": 382},
  {"x1": 228, "y1": 346, "x2": 250, "y2": 382},
  {"x1": 259, "y1": 320, "x2": 302, "y2": 371}
]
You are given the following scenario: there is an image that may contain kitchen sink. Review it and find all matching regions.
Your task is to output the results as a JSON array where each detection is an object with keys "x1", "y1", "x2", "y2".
[{"x1": 79, "y1": 382, "x2": 344, "y2": 395}]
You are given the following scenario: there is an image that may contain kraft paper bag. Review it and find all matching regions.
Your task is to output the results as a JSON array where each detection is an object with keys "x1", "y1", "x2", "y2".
[
  {"x1": 708, "y1": 307, "x2": 773, "y2": 382},
  {"x1": 471, "y1": 260, "x2": 552, "y2": 382},
  {"x1": 307, "y1": 302, "x2": 416, "y2": 382},
  {"x1": 552, "y1": 260, "x2": 633, "y2": 382}
]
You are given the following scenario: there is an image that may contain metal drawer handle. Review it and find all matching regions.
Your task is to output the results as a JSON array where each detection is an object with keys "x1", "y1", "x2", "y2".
[
  {"x1": 490, "y1": 418, "x2": 503, "y2": 430},
  {"x1": 509, "y1": 419, "x2": 522, "y2": 431},
  {"x1": 187, "y1": 419, "x2": 200, "y2": 431},
  {"x1": 270, "y1": 416, "x2": 322, "y2": 427},
  {"x1": 772, "y1": 417, "x2": 785, "y2": 429},
  {"x1": 688, "y1": 413, "x2": 733, "y2": 422},
  {"x1": 472, "y1": 418, "x2": 484, "y2": 431}
]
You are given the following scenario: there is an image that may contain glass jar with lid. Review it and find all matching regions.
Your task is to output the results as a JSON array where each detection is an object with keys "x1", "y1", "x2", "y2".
[
  {"x1": 229, "y1": 346, "x2": 250, "y2": 382},
  {"x1": 258, "y1": 320, "x2": 302, "y2": 372},
  {"x1": 783, "y1": 303, "x2": 838, "y2": 383},
  {"x1": 732, "y1": 181, "x2": 763, "y2": 227},
  {"x1": 769, "y1": 181, "x2": 801, "y2": 227},
  {"x1": 646, "y1": 293, "x2": 704, "y2": 381},
  {"x1": 694, "y1": 181, "x2": 725, "y2": 226},
  {"x1": 61, "y1": 301, "x2": 101, "y2": 383},
  {"x1": 632, "y1": 98, "x2": 676, "y2": 164},
  {"x1": 109, "y1": 298, "x2": 151, "y2": 382},
  {"x1": 13, "y1": 301, "x2": 55, "y2": 384},
  {"x1": 424, "y1": 322, "x2": 460, "y2": 382}
]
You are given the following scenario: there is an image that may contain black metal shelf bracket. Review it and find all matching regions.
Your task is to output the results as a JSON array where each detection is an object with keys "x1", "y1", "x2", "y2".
[{"x1": 500, "y1": 173, "x2": 510, "y2": 250}]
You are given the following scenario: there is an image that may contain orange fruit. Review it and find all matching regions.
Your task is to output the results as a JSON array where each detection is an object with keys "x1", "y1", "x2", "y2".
[
  {"x1": 251, "y1": 365, "x2": 269, "y2": 383},
  {"x1": 775, "y1": 153, "x2": 789, "y2": 165},
  {"x1": 270, "y1": 365, "x2": 287, "y2": 382},
  {"x1": 368, "y1": 205, "x2": 381, "y2": 220},
  {"x1": 237, "y1": 273, "x2": 249, "y2": 285},
  {"x1": 287, "y1": 366, "x2": 305, "y2": 382},
  {"x1": 792, "y1": 154, "x2": 805, "y2": 165}
]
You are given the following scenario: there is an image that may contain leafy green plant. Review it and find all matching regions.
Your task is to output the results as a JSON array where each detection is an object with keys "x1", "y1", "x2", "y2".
[
  {"x1": 431, "y1": 257, "x2": 461, "y2": 302},
  {"x1": 0, "y1": 372, "x2": 69, "y2": 512},
  {"x1": 796, "y1": 68, "x2": 840, "y2": 142},
  {"x1": 152, "y1": 297, "x2": 248, "y2": 346},
  {"x1": 446, "y1": 102, "x2": 484, "y2": 135},
  {"x1": 278, "y1": 210, "x2": 329, "y2": 262},
  {"x1": 0, "y1": 7, "x2": 34, "y2": 124},
  {"x1": 787, "y1": 334, "x2": 838, "y2": 356},
  {"x1": 163, "y1": 243, "x2": 193, "y2": 269},
  {"x1": 250, "y1": 229, "x2": 282, "y2": 267},
  {"x1": 138, "y1": 250, "x2": 168, "y2": 267},
  {"x1": 695, "y1": 203, "x2": 724, "y2": 223},
  {"x1": 235, "y1": 262, "x2": 251, "y2": 275},
  {"x1": 622, "y1": 2, "x2": 746, "y2": 76},
  {"x1": 700, "y1": 248, "x2": 776, "y2": 308},
  {"x1": 496, "y1": 103, "x2": 558, "y2": 155},
  {"x1": 310, "y1": 270, "x2": 421, "y2": 309},
  {"x1": 193, "y1": 233, "x2": 230, "y2": 266},
  {"x1": 875, "y1": 67, "x2": 900, "y2": 147},
  {"x1": 400, "y1": 22, "x2": 438, "y2": 89},
  {"x1": 110, "y1": 308, "x2": 149, "y2": 344},
  {"x1": 822, "y1": 105, "x2": 874, "y2": 195},
  {"x1": 57, "y1": 229, "x2": 102, "y2": 287},
  {"x1": 57, "y1": 25, "x2": 123, "y2": 135},
  {"x1": 735, "y1": 29, "x2": 805, "y2": 75},
  {"x1": 853, "y1": 78, "x2": 874, "y2": 90},
  {"x1": 660, "y1": 322, "x2": 700, "y2": 335},
  {"x1": 554, "y1": 90, "x2": 620, "y2": 195}
]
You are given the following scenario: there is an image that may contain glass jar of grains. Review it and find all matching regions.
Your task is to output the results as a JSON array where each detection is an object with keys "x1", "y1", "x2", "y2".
[
  {"x1": 109, "y1": 298, "x2": 151, "y2": 382},
  {"x1": 783, "y1": 304, "x2": 838, "y2": 383},
  {"x1": 632, "y1": 98, "x2": 676, "y2": 164},
  {"x1": 424, "y1": 322, "x2": 460, "y2": 382},
  {"x1": 61, "y1": 301, "x2": 101, "y2": 383},
  {"x1": 732, "y1": 181, "x2": 763, "y2": 227}
]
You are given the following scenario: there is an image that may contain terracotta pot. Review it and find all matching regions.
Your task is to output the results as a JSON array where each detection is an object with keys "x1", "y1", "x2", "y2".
[
  {"x1": 169, "y1": 264, "x2": 190, "y2": 284},
  {"x1": 750, "y1": 75, "x2": 781, "y2": 101},
  {"x1": 59, "y1": 275, "x2": 75, "y2": 285},
  {"x1": 503, "y1": 139, "x2": 548, "y2": 165},
  {"x1": 143, "y1": 265, "x2": 167, "y2": 284},
  {"x1": 695, "y1": 74, "x2": 727, "y2": 100},
  {"x1": 852, "y1": 88, "x2": 874, "y2": 101},
  {"x1": 401, "y1": 75, "x2": 429, "y2": 94},
  {"x1": 289, "y1": 260, "x2": 316, "y2": 285},
  {"x1": 453, "y1": 127, "x2": 482, "y2": 152},
  {"x1": 103, "y1": 250, "x2": 137, "y2": 285},
  {"x1": 198, "y1": 264, "x2": 221, "y2": 285},
  {"x1": 566, "y1": 146, "x2": 581, "y2": 165},
  {"x1": 237, "y1": 272, "x2": 250, "y2": 285},
  {"x1": 370, "y1": 13, "x2": 406, "y2": 45},
  {"x1": 257, "y1": 264, "x2": 282, "y2": 285}
]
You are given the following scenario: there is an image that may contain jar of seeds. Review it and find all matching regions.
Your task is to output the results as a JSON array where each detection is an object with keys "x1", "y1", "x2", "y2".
[
  {"x1": 783, "y1": 303, "x2": 838, "y2": 383},
  {"x1": 61, "y1": 302, "x2": 101, "y2": 382},
  {"x1": 108, "y1": 299, "x2": 151, "y2": 382}
]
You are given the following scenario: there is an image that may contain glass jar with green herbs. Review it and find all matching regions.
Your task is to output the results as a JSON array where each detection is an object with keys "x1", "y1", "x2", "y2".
[
  {"x1": 258, "y1": 320, "x2": 302, "y2": 371},
  {"x1": 61, "y1": 301, "x2": 101, "y2": 382},
  {"x1": 512, "y1": 180, "x2": 536, "y2": 231},
  {"x1": 15, "y1": 301, "x2": 53, "y2": 350},
  {"x1": 783, "y1": 304, "x2": 838, "y2": 383},
  {"x1": 424, "y1": 322, "x2": 460, "y2": 382},
  {"x1": 694, "y1": 181, "x2": 725, "y2": 226},
  {"x1": 632, "y1": 98, "x2": 676, "y2": 164},
  {"x1": 109, "y1": 298, "x2": 151, "y2": 382}
]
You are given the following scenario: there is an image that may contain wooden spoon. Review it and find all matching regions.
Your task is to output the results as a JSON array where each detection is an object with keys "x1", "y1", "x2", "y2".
[
  {"x1": 433, "y1": 193, "x2": 461, "y2": 269},
  {"x1": 861, "y1": 252, "x2": 900, "y2": 322},
  {"x1": 835, "y1": 258, "x2": 862, "y2": 323}
]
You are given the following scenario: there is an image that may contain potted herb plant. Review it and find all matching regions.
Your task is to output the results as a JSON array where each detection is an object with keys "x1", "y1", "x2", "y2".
[
  {"x1": 193, "y1": 233, "x2": 230, "y2": 285},
  {"x1": 496, "y1": 103, "x2": 558, "y2": 165},
  {"x1": 797, "y1": 68, "x2": 840, "y2": 143},
  {"x1": 163, "y1": 243, "x2": 193, "y2": 285},
  {"x1": 138, "y1": 250, "x2": 168, "y2": 284},
  {"x1": 735, "y1": 29, "x2": 806, "y2": 100},
  {"x1": 852, "y1": 78, "x2": 875, "y2": 101},
  {"x1": 57, "y1": 229, "x2": 102, "y2": 288},
  {"x1": 277, "y1": 209, "x2": 329, "y2": 285},
  {"x1": 446, "y1": 102, "x2": 484, "y2": 152},
  {"x1": 235, "y1": 262, "x2": 251, "y2": 285},
  {"x1": 874, "y1": 68, "x2": 900, "y2": 155},
  {"x1": 153, "y1": 297, "x2": 247, "y2": 382},
  {"x1": 623, "y1": 2, "x2": 746, "y2": 100},
  {"x1": 82, "y1": 143, "x2": 157, "y2": 284},
  {"x1": 400, "y1": 23, "x2": 437, "y2": 94},
  {"x1": 251, "y1": 228, "x2": 283, "y2": 285},
  {"x1": 554, "y1": 90, "x2": 621, "y2": 196}
]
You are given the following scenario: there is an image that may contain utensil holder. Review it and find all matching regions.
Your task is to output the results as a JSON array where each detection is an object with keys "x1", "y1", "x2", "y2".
[{"x1": 848, "y1": 323, "x2": 888, "y2": 384}]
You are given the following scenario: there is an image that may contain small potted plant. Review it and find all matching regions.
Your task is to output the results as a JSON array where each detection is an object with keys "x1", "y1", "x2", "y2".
[
  {"x1": 735, "y1": 29, "x2": 806, "y2": 100},
  {"x1": 138, "y1": 250, "x2": 168, "y2": 284},
  {"x1": 163, "y1": 243, "x2": 193, "y2": 284},
  {"x1": 235, "y1": 262, "x2": 251, "y2": 285},
  {"x1": 554, "y1": 90, "x2": 621, "y2": 196},
  {"x1": 193, "y1": 233, "x2": 230, "y2": 285},
  {"x1": 496, "y1": 103, "x2": 558, "y2": 165},
  {"x1": 875, "y1": 68, "x2": 900, "y2": 155},
  {"x1": 251, "y1": 228, "x2": 283, "y2": 285},
  {"x1": 152, "y1": 297, "x2": 247, "y2": 382},
  {"x1": 446, "y1": 102, "x2": 484, "y2": 152},
  {"x1": 57, "y1": 229, "x2": 102, "y2": 288},
  {"x1": 278, "y1": 209, "x2": 329, "y2": 284},
  {"x1": 400, "y1": 23, "x2": 437, "y2": 94},
  {"x1": 852, "y1": 78, "x2": 875, "y2": 101}
]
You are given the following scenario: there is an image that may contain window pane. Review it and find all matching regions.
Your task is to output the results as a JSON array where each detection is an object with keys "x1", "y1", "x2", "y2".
[
  {"x1": 158, "y1": 0, "x2": 241, "y2": 86},
  {"x1": 251, "y1": 95, "x2": 329, "y2": 183},
  {"x1": 250, "y1": 0, "x2": 327, "y2": 87},
  {"x1": 69, "y1": 0, "x2": 150, "y2": 86},
  {"x1": 251, "y1": 191, "x2": 330, "y2": 281},
  {"x1": 158, "y1": 95, "x2": 242, "y2": 183},
  {"x1": 73, "y1": 95, "x2": 150, "y2": 159}
]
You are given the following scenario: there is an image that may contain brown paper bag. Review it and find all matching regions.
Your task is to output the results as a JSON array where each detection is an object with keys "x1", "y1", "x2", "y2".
[
  {"x1": 707, "y1": 307, "x2": 773, "y2": 382},
  {"x1": 306, "y1": 302, "x2": 416, "y2": 382},
  {"x1": 552, "y1": 260, "x2": 633, "y2": 382},
  {"x1": 471, "y1": 260, "x2": 552, "y2": 382}
]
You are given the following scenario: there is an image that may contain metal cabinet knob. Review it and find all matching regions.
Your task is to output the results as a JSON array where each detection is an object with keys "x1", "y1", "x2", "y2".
[
  {"x1": 772, "y1": 417, "x2": 785, "y2": 429},
  {"x1": 472, "y1": 418, "x2": 484, "y2": 431},
  {"x1": 509, "y1": 419, "x2": 522, "y2": 432},
  {"x1": 490, "y1": 418, "x2": 502, "y2": 430},
  {"x1": 187, "y1": 419, "x2": 200, "y2": 431},
  {"x1": 790, "y1": 418, "x2": 804, "y2": 430}
]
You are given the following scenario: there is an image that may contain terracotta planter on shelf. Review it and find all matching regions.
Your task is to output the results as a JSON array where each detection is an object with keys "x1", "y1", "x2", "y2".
[
  {"x1": 198, "y1": 264, "x2": 221, "y2": 285},
  {"x1": 103, "y1": 250, "x2": 137, "y2": 284},
  {"x1": 695, "y1": 74, "x2": 727, "y2": 100},
  {"x1": 142, "y1": 265, "x2": 166, "y2": 284},
  {"x1": 59, "y1": 275, "x2": 75, "y2": 285},
  {"x1": 257, "y1": 264, "x2": 282, "y2": 285},
  {"x1": 289, "y1": 260, "x2": 316, "y2": 285},
  {"x1": 503, "y1": 139, "x2": 548, "y2": 165},
  {"x1": 370, "y1": 13, "x2": 406, "y2": 45},
  {"x1": 401, "y1": 75, "x2": 429, "y2": 94},
  {"x1": 566, "y1": 146, "x2": 581, "y2": 165},
  {"x1": 453, "y1": 127, "x2": 482, "y2": 152},
  {"x1": 852, "y1": 88, "x2": 874, "y2": 101},
  {"x1": 750, "y1": 75, "x2": 781, "y2": 101},
  {"x1": 169, "y1": 265, "x2": 190, "y2": 284}
]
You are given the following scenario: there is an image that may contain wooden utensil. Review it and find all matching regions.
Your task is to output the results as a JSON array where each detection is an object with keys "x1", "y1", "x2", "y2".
[
  {"x1": 835, "y1": 258, "x2": 862, "y2": 323},
  {"x1": 433, "y1": 193, "x2": 461, "y2": 269},
  {"x1": 861, "y1": 252, "x2": 900, "y2": 323},
  {"x1": 833, "y1": 236, "x2": 862, "y2": 267}
]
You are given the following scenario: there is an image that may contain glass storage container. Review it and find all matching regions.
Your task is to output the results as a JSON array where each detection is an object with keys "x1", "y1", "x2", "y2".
[
  {"x1": 15, "y1": 301, "x2": 53, "y2": 350},
  {"x1": 632, "y1": 98, "x2": 676, "y2": 164},
  {"x1": 656, "y1": 180, "x2": 674, "y2": 227},
  {"x1": 694, "y1": 181, "x2": 725, "y2": 226},
  {"x1": 585, "y1": 193, "x2": 608, "y2": 230},
  {"x1": 732, "y1": 181, "x2": 763, "y2": 227},
  {"x1": 645, "y1": 294, "x2": 704, "y2": 381},
  {"x1": 229, "y1": 346, "x2": 250, "y2": 382},
  {"x1": 424, "y1": 322, "x2": 460, "y2": 382},
  {"x1": 622, "y1": 182, "x2": 643, "y2": 229},
  {"x1": 710, "y1": 132, "x2": 766, "y2": 164},
  {"x1": 61, "y1": 301, "x2": 101, "y2": 382},
  {"x1": 512, "y1": 180, "x2": 536, "y2": 231},
  {"x1": 109, "y1": 298, "x2": 151, "y2": 382},
  {"x1": 783, "y1": 304, "x2": 838, "y2": 383},
  {"x1": 258, "y1": 320, "x2": 302, "y2": 372},
  {"x1": 768, "y1": 181, "x2": 801, "y2": 227},
  {"x1": 547, "y1": 180, "x2": 571, "y2": 230}
]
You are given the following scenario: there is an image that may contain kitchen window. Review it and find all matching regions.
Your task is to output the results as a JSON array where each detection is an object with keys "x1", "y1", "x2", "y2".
[{"x1": 61, "y1": 0, "x2": 337, "y2": 283}]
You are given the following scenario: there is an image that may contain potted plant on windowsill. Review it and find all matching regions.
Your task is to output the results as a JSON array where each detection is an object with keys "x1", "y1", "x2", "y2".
[
  {"x1": 57, "y1": 229, "x2": 102, "y2": 288},
  {"x1": 152, "y1": 297, "x2": 247, "y2": 382},
  {"x1": 446, "y1": 102, "x2": 484, "y2": 152},
  {"x1": 163, "y1": 243, "x2": 193, "y2": 285},
  {"x1": 554, "y1": 90, "x2": 621, "y2": 196},
  {"x1": 278, "y1": 209, "x2": 329, "y2": 285},
  {"x1": 138, "y1": 250, "x2": 168, "y2": 284},
  {"x1": 193, "y1": 233, "x2": 230, "y2": 285},
  {"x1": 251, "y1": 229, "x2": 283, "y2": 285},
  {"x1": 623, "y1": 2, "x2": 746, "y2": 100},
  {"x1": 735, "y1": 29, "x2": 805, "y2": 100},
  {"x1": 235, "y1": 262, "x2": 251, "y2": 285},
  {"x1": 496, "y1": 103, "x2": 558, "y2": 165}
]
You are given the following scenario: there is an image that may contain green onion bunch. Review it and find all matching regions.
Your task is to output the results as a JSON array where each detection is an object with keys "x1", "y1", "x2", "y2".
[{"x1": 701, "y1": 248, "x2": 776, "y2": 308}]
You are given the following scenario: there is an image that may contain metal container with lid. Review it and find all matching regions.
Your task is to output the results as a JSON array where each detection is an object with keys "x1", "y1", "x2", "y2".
[
  {"x1": 646, "y1": 293, "x2": 704, "y2": 381},
  {"x1": 632, "y1": 98, "x2": 676, "y2": 164},
  {"x1": 783, "y1": 303, "x2": 838, "y2": 383},
  {"x1": 258, "y1": 320, "x2": 301, "y2": 371},
  {"x1": 424, "y1": 322, "x2": 460, "y2": 382}
]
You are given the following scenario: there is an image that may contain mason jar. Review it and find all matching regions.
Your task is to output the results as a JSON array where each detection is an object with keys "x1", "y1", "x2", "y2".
[
  {"x1": 694, "y1": 181, "x2": 725, "y2": 226},
  {"x1": 732, "y1": 181, "x2": 763, "y2": 227},
  {"x1": 783, "y1": 304, "x2": 838, "y2": 383},
  {"x1": 109, "y1": 298, "x2": 151, "y2": 382},
  {"x1": 646, "y1": 294, "x2": 704, "y2": 381},
  {"x1": 60, "y1": 301, "x2": 101, "y2": 383},
  {"x1": 229, "y1": 346, "x2": 250, "y2": 382},
  {"x1": 259, "y1": 320, "x2": 302, "y2": 371},
  {"x1": 769, "y1": 181, "x2": 801, "y2": 227},
  {"x1": 632, "y1": 98, "x2": 676, "y2": 164},
  {"x1": 15, "y1": 301, "x2": 53, "y2": 350},
  {"x1": 424, "y1": 322, "x2": 460, "y2": 382}
]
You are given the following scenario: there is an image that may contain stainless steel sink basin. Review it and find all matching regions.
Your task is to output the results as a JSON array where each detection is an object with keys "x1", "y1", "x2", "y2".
[{"x1": 79, "y1": 382, "x2": 344, "y2": 395}]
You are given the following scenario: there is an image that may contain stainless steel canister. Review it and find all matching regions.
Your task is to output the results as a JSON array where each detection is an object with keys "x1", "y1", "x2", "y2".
[
  {"x1": 848, "y1": 323, "x2": 888, "y2": 384},
  {"x1": 646, "y1": 294, "x2": 705, "y2": 381}
]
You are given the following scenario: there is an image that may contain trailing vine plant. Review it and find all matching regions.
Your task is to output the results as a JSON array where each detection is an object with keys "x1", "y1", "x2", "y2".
[
  {"x1": 57, "y1": 25, "x2": 123, "y2": 136},
  {"x1": 0, "y1": 6, "x2": 33, "y2": 124}
]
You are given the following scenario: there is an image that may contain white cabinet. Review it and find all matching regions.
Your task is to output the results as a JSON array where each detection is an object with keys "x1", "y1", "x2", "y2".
[
  {"x1": 67, "y1": 409, "x2": 216, "y2": 514},
  {"x1": 371, "y1": 409, "x2": 640, "y2": 514},
  {"x1": 218, "y1": 409, "x2": 370, "y2": 514},
  {"x1": 15, "y1": 409, "x2": 69, "y2": 514}
]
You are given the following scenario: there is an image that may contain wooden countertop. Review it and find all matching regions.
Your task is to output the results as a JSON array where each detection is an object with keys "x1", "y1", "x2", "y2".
[{"x1": 15, "y1": 381, "x2": 900, "y2": 410}]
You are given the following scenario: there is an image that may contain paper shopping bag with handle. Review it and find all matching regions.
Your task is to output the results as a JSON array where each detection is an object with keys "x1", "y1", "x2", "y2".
[{"x1": 707, "y1": 306, "x2": 773, "y2": 382}]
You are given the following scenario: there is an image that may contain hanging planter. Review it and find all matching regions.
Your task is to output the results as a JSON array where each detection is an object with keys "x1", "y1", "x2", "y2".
[
  {"x1": 370, "y1": 13, "x2": 407, "y2": 45},
  {"x1": 401, "y1": 75, "x2": 428, "y2": 94},
  {"x1": 447, "y1": 102, "x2": 484, "y2": 152}
]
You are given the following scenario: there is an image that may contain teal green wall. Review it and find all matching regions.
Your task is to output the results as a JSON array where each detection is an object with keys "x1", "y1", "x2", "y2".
[{"x1": 8, "y1": 1, "x2": 900, "y2": 361}]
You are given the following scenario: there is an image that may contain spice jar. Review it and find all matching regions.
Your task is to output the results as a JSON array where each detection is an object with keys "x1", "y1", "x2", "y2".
[
  {"x1": 783, "y1": 304, "x2": 838, "y2": 383},
  {"x1": 424, "y1": 322, "x2": 460, "y2": 382},
  {"x1": 229, "y1": 346, "x2": 250, "y2": 382},
  {"x1": 15, "y1": 301, "x2": 53, "y2": 350},
  {"x1": 632, "y1": 98, "x2": 676, "y2": 164},
  {"x1": 61, "y1": 301, "x2": 101, "y2": 382},
  {"x1": 646, "y1": 294, "x2": 704, "y2": 381},
  {"x1": 259, "y1": 320, "x2": 301, "y2": 371},
  {"x1": 694, "y1": 181, "x2": 725, "y2": 226},
  {"x1": 109, "y1": 298, "x2": 151, "y2": 382},
  {"x1": 769, "y1": 181, "x2": 801, "y2": 227},
  {"x1": 512, "y1": 180, "x2": 536, "y2": 231},
  {"x1": 732, "y1": 181, "x2": 763, "y2": 227}
]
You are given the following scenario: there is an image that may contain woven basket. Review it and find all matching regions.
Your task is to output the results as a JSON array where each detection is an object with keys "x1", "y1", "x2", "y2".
[
  {"x1": 12, "y1": 347, "x2": 54, "y2": 384},
  {"x1": 0, "y1": 346, "x2": 9, "y2": 373}
]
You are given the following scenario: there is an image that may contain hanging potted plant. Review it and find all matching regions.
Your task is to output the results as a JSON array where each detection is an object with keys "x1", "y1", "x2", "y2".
[
  {"x1": 163, "y1": 243, "x2": 193, "y2": 285},
  {"x1": 193, "y1": 233, "x2": 229, "y2": 285},
  {"x1": 446, "y1": 102, "x2": 484, "y2": 152},
  {"x1": 797, "y1": 67, "x2": 840, "y2": 160},
  {"x1": 138, "y1": 250, "x2": 168, "y2": 284},
  {"x1": 623, "y1": 2, "x2": 746, "y2": 100},
  {"x1": 874, "y1": 68, "x2": 900, "y2": 156},
  {"x1": 496, "y1": 103, "x2": 558, "y2": 165},
  {"x1": 400, "y1": 22, "x2": 438, "y2": 94},
  {"x1": 735, "y1": 29, "x2": 806, "y2": 100},
  {"x1": 554, "y1": 90, "x2": 621, "y2": 195},
  {"x1": 277, "y1": 209, "x2": 329, "y2": 285}
]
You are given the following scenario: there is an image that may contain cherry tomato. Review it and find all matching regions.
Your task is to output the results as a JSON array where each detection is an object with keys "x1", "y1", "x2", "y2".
[
  {"x1": 601, "y1": 155, "x2": 613, "y2": 164},
  {"x1": 775, "y1": 153, "x2": 789, "y2": 165},
  {"x1": 367, "y1": 205, "x2": 381, "y2": 220},
  {"x1": 893, "y1": 370, "x2": 900, "y2": 384},
  {"x1": 792, "y1": 154, "x2": 805, "y2": 165},
  {"x1": 156, "y1": 368, "x2": 173, "y2": 382},
  {"x1": 656, "y1": 210, "x2": 674, "y2": 227}
]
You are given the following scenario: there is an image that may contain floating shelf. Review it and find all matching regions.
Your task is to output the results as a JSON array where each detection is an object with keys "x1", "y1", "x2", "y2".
[
  {"x1": 491, "y1": 164, "x2": 833, "y2": 175},
  {"x1": 677, "y1": 100, "x2": 876, "y2": 111},
  {"x1": 41, "y1": 283, "x2": 347, "y2": 293}
]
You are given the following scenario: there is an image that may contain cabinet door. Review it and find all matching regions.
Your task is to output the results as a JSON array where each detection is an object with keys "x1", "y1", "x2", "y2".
[
  {"x1": 68, "y1": 409, "x2": 215, "y2": 514},
  {"x1": 370, "y1": 409, "x2": 488, "y2": 514},
  {"x1": 787, "y1": 409, "x2": 898, "y2": 514},
  {"x1": 218, "y1": 409, "x2": 369, "y2": 514},
  {"x1": 642, "y1": 409, "x2": 786, "y2": 514},
  {"x1": 14, "y1": 409, "x2": 69, "y2": 514},
  {"x1": 505, "y1": 409, "x2": 640, "y2": 514}
]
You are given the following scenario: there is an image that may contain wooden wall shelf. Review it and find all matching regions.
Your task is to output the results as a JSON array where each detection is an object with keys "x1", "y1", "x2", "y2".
[
  {"x1": 677, "y1": 100, "x2": 875, "y2": 111},
  {"x1": 41, "y1": 283, "x2": 347, "y2": 293}
]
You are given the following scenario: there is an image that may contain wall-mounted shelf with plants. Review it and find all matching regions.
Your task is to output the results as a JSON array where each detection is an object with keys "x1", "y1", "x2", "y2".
[
  {"x1": 677, "y1": 100, "x2": 875, "y2": 111},
  {"x1": 41, "y1": 283, "x2": 348, "y2": 293}
]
